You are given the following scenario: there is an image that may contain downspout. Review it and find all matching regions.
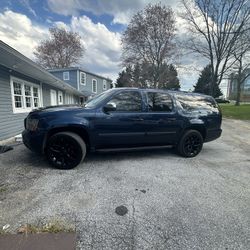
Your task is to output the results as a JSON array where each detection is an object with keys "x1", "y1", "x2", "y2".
[{"x1": 77, "y1": 69, "x2": 80, "y2": 91}]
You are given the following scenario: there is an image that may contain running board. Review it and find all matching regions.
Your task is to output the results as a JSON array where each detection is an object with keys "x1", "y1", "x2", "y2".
[{"x1": 96, "y1": 145, "x2": 174, "y2": 153}]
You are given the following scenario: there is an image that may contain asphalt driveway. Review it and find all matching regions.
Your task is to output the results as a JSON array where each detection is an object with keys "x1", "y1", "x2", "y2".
[{"x1": 0, "y1": 119, "x2": 250, "y2": 249}]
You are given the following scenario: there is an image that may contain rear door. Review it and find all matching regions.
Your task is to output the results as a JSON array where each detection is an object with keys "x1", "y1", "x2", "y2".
[
  {"x1": 94, "y1": 90, "x2": 148, "y2": 148},
  {"x1": 143, "y1": 91, "x2": 182, "y2": 145}
]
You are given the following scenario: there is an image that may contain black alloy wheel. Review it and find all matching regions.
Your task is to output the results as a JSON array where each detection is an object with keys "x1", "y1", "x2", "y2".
[
  {"x1": 178, "y1": 130, "x2": 203, "y2": 157},
  {"x1": 46, "y1": 132, "x2": 86, "y2": 169}
]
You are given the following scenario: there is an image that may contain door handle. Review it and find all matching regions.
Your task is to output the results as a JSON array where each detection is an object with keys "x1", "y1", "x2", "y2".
[
  {"x1": 131, "y1": 118, "x2": 144, "y2": 121},
  {"x1": 168, "y1": 118, "x2": 176, "y2": 121}
]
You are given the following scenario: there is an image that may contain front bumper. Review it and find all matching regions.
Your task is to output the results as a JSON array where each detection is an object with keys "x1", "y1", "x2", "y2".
[
  {"x1": 204, "y1": 128, "x2": 222, "y2": 142},
  {"x1": 22, "y1": 129, "x2": 46, "y2": 153}
]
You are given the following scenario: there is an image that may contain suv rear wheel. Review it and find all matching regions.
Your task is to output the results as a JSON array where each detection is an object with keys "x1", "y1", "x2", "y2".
[
  {"x1": 177, "y1": 130, "x2": 203, "y2": 157},
  {"x1": 46, "y1": 132, "x2": 86, "y2": 169}
]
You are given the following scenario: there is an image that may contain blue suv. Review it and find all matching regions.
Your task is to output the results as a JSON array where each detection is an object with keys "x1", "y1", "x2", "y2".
[{"x1": 22, "y1": 88, "x2": 222, "y2": 169}]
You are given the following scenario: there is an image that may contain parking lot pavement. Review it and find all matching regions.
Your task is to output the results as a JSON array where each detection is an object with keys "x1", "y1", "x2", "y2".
[{"x1": 0, "y1": 119, "x2": 250, "y2": 250}]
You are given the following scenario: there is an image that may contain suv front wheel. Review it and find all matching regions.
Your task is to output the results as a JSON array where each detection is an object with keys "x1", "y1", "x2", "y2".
[
  {"x1": 46, "y1": 132, "x2": 86, "y2": 169},
  {"x1": 177, "y1": 130, "x2": 203, "y2": 157}
]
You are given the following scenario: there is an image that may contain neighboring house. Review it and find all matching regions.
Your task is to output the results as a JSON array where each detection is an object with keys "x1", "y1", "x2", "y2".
[
  {"x1": 219, "y1": 79, "x2": 230, "y2": 99},
  {"x1": 48, "y1": 67, "x2": 112, "y2": 101},
  {"x1": 0, "y1": 41, "x2": 83, "y2": 141},
  {"x1": 228, "y1": 69, "x2": 250, "y2": 102}
]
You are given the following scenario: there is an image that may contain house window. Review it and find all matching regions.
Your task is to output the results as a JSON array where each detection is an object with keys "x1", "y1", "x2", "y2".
[
  {"x1": 24, "y1": 85, "x2": 32, "y2": 107},
  {"x1": 80, "y1": 72, "x2": 86, "y2": 85},
  {"x1": 92, "y1": 79, "x2": 97, "y2": 93},
  {"x1": 13, "y1": 81, "x2": 23, "y2": 108},
  {"x1": 103, "y1": 79, "x2": 107, "y2": 90},
  {"x1": 33, "y1": 87, "x2": 39, "y2": 107},
  {"x1": 11, "y1": 77, "x2": 41, "y2": 113},
  {"x1": 63, "y1": 71, "x2": 69, "y2": 80}
]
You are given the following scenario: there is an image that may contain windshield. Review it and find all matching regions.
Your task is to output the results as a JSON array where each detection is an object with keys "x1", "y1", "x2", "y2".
[
  {"x1": 175, "y1": 94, "x2": 219, "y2": 114},
  {"x1": 84, "y1": 89, "x2": 113, "y2": 108}
]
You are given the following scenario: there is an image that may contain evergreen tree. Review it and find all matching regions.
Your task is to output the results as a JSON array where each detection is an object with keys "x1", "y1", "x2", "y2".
[
  {"x1": 116, "y1": 63, "x2": 180, "y2": 90},
  {"x1": 116, "y1": 65, "x2": 133, "y2": 87},
  {"x1": 116, "y1": 71, "x2": 126, "y2": 87},
  {"x1": 193, "y1": 64, "x2": 222, "y2": 97},
  {"x1": 158, "y1": 64, "x2": 180, "y2": 90},
  {"x1": 140, "y1": 62, "x2": 154, "y2": 88},
  {"x1": 132, "y1": 63, "x2": 141, "y2": 87}
]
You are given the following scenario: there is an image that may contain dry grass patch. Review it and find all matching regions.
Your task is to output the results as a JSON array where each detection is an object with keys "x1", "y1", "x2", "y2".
[{"x1": 17, "y1": 220, "x2": 75, "y2": 234}]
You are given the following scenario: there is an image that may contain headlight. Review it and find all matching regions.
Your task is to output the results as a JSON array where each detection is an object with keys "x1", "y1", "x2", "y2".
[{"x1": 26, "y1": 118, "x2": 39, "y2": 131}]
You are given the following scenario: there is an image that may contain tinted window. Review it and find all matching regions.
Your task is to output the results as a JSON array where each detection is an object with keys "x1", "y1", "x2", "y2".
[
  {"x1": 85, "y1": 89, "x2": 113, "y2": 108},
  {"x1": 175, "y1": 94, "x2": 219, "y2": 113},
  {"x1": 107, "y1": 91, "x2": 142, "y2": 112},
  {"x1": 147, "y1": 92, "x2": 173, "y2": 112}
]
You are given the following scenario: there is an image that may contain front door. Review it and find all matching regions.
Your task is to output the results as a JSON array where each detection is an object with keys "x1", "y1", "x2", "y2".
[
  {"x1": 58, "y1": 91, "x2": 63, "y2": 105},
  {"x1": 94, "y1": 90, "x2": 147, "y2": 148},
  {"x1": 50, "y1": 90, "x2": 57, "y2": 106}
]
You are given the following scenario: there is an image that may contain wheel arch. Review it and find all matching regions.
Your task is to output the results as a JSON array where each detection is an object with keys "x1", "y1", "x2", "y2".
[
  {"x1": 43, "y1": 125, "x2": 91, "y2": 152},
  {"x1": 180, "y1": 125, "x2": 206, "y2": 141}
]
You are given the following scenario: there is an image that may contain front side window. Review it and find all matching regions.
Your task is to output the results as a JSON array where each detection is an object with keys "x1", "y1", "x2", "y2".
[
  {"x1": 80, "y1": 72, "x2": 86, "y2": 85},
  {"x1": 147, "y1": 92, "x2": 173, "y2": 112},
  {"x1": 85, "y1": 89, "x2": 113, "y2": 108},
  {"x1": 63, "y1": 71, "x2": 69, "y2": 80},
  {"x1": 11, "y1": 77, "x2": 41, "y2": 113},
  {"x1": 92, "y1": 79, "x2": 97, "y2": 93},
  {"x1": 106, "y1": 91, "x2": 142, "y2": 112}
]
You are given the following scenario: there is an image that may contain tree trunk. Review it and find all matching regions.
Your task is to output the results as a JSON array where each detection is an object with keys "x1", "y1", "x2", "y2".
[
  {"x1": 210, "y1": 76, "x2": 217, "y2": 97},
  {"x1": 235, "y1": 59, "x2": 243, "y2": 106},
  {"x1": 235, "y1": 78, "x2": 241, "y2": 106}
]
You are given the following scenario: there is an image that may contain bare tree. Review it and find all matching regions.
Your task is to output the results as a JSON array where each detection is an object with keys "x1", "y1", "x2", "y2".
[
  {"x1": 180, "y1": 0, "x2": 250, "y2": 96},
  {"x1": 231, "y1": 31, "x2": 250, "y2": 105},
  {"x1": 121, "y1": 4, "x2": 176, "y2": 88},
  {"x1": 34, "y1": 27, "x2": 85, "y2": 68}
]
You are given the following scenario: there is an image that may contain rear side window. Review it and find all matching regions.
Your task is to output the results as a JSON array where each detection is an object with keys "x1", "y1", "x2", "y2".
[
  {"x1": 147, "y1": 92, "x2": 173, "y2": 112},
  {"x1": 107, "y1": 91, "x2": 142, "y2": 112},
  {"x1": 175, "y1": 94, "x2": 219, "y2": 113}
]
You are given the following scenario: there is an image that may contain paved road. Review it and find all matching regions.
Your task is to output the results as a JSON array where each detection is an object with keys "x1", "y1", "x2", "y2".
[{"x1": 0, "y1": 119, "x2": 250, "y2": 249}]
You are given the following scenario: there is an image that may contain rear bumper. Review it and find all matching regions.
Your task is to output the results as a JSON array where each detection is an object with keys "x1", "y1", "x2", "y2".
[
  {"x1": 22, "y1": 129, "x2": 46, "y2": 153},
  {"x1": 204, "y1": 128, "x2": 222, "y2": 142}
]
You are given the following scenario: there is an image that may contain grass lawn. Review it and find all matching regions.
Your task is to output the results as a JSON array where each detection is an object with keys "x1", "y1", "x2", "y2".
[{"x1": 219, "y1": 103, "x2": 250, "y2": 120}]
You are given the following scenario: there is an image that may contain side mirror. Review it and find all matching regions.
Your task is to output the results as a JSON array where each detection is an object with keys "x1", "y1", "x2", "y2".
[{"x1": 103, "y1": 102, "x2": 116, "y2": 113}]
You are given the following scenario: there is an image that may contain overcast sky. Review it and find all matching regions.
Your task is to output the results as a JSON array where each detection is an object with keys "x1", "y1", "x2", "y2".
[{"x1": 0, "y1": 0, "x2": 209, "y2": 90}]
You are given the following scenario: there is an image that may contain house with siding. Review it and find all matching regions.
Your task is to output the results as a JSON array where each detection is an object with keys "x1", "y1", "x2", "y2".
[
  {"x1": 48, "y1": 67, "x2": 112, "y2": 101},
  {"x1": 228, "y1": 69, "x2": 250, "y2": 102},
  {"x1": 0, "y1": 41, "x2": 83, "y2": 141}
]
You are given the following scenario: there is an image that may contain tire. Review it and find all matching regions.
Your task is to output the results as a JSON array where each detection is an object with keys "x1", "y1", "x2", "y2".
[
  {"x1": 46, "y1": 132, "x2": 86, "y2": 169},
  {"x1": 177, "y1": 130, "x2": 203, "y2": 158}
]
